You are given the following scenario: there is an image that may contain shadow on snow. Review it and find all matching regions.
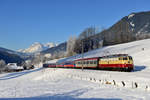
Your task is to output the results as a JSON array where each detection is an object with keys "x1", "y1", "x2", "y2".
[
  {"x1": 0, "y1": 98, "x2": 121, "y2": 100},
  {"x1": 0, "y1": 68, "x2": 43, "y2": 80},
  {"x1": 0, "y1": 96, "x2": 121, "y2": 100},
  {"x1": 0, "y1": 88, "x2": 122, "y2": 100},
  {"x1": 133, "y1": 65, "x2": 146, "y2": 72}
]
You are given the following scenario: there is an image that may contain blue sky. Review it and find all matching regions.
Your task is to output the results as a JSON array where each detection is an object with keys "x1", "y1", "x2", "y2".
[{"x1": 0, "y1": 0, "x2": 150, "y2": 50}]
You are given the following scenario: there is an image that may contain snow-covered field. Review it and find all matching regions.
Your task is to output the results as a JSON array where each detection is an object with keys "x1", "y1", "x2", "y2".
[{"x1": 1, "y1": 39, "x2": 150, "y2": 100}]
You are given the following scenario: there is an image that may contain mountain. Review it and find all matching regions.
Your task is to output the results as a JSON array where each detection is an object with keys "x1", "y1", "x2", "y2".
[
  {"x1": 83, "y1": 11, "x2": 150, "y2": 48},
  {"x1": 44, "y1": 43, "x2": 58, "y2": 48},
  {"x1": 127, "y1": 11, "x2": 150, "y2": 35},
  {"x1": 0, "y1": 47, "x2": 17, "y2": 54},
  {"x1": 18, "y1": 42, "x2": 57, "y2": 54},
  {"x1": 0, "y1": 47, "x2": 28, "y2": 58},
  {"x1": 41, "y1": 42, "x2": 67, "y2": 56},
  {"x1": 98, "y1": 11, "x2": 150, "y2": 46},
  {"x1": 73, "y1": 11, "x2": 150, "y2": 54},
  {"x1": 0, "y1": 47, "x2": 24, "y2": 64}
]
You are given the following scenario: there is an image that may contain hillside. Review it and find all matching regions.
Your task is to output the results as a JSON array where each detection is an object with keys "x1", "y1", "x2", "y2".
[
  {"x1": 0, "y1": 50, "x2": 24, "y2": 64},
  {"x1": 41, "y1": 42, "x2": 67, "y2": 55},
  {"x1": 73, "y1": 11, "x2": 150, "y2": 54},
  {"x1": 97, "y1": 11, "x2": 150, "y2": 46},
  {"x1": 1, "y1": 39, "x2": 150, "y2": 99}
]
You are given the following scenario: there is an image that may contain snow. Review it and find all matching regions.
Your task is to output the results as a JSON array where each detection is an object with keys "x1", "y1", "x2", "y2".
[
  {"x1": 18, "y1": 42, "x2": 57, "y2": 54},
  {"x1": 44, "y1": 42, "x2": 56, "y2": 48},
  {"x1": 45, "y1": 58, "x2": 65, "y2": 64},
  {"x1": 20, "y1": 42, "x2": 44, "y2": 53},
  {"x1": 7, "y1": 63, "x2": 24, "y2": 70},
  {"x1": 128, "y1": 13, "x2": 135, "y2": 19},
  {"x1": 1, "y1": 39, "x2": 150, "y2": 100},
  {"x1": 130, "y1": 22, "x2": 135, "y2": 27}
]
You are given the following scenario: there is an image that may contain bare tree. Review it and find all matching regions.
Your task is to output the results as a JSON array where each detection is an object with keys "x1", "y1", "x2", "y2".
[
  {"x1": 51, "y1": 51, "x2": 66, "y2": 59},
  {"x1": 66, "y1": 36, "x2": 76, "y2": 57},
  {"x1": 31, "y1": 54, "x2": 44, "y2": 65},
  {"x1": 0, "y1": 60, "x2": 6, "y2": 73},
  {"x1": 74, "y1": 26, "x2": 100, "y2": 54},
  {"x1": 78, "y1": 27, "x2": 97, "y2": 40}
]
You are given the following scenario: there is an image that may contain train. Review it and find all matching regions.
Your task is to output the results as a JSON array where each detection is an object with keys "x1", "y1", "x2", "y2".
[{"x1": 43, "y1": 54, "x2": 134, "y2": 72}]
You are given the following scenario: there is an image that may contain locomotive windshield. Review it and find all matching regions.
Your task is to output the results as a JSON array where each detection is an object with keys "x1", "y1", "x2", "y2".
[
  {"x1": 128, "y1": 56, "x2": 133, "y2": 60},
  {"x1": 123, "y1": 57, "x2": 128, "y2": 60}
]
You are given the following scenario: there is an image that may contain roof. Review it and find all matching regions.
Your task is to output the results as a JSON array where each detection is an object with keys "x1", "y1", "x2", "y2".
[
  {"x1": 101, "y1": 54, "x2": 129, "y2": 58},
  {"x1": 75, "y1": 57, "x2": 99, "y2": 61}
]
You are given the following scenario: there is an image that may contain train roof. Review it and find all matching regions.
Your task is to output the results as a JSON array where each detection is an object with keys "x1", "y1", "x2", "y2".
[
  {"x1": 100, "y1": 54, "x2": 129, "y2": 58},
  {"x1": 75, "y1": 54, "x2": 130, "y2": 61},
  {"x1": 75, "y1": 57, "x2": 99, "y2": 61}
]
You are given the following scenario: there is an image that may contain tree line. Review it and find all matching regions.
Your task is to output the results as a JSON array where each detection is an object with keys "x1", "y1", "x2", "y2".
[{"x1": 66, "y1": 26, "x2": 104, "y2": 57}]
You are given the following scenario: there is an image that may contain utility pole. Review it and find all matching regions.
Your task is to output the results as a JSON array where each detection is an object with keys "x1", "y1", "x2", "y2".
[{"x1": 82, "y1": 40, "x2": 84, "y2": 71}]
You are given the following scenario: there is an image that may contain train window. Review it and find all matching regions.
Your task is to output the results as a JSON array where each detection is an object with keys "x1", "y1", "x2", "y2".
[
  {"x1": 85, "y1": 61, "x2": 87, "y2": 64},
  {"x1": 83, "y1": 61, "x2": 85, "y2": 64},
  {"x1": 94, "y1": 61, "x2": 97, "y2": 64},
  {"x1": 119, "y1": 57, "x2": 123, "y2": 60},
  {"x1": 123, "y1": 57, "x2": 128, "y2": 60},
  {"x1": 86, "y1": 61, "x2": 88, "y2": 64},
  {"x1": 85, "y1": 61, "x2": 88, "y2": 64},
  {"x1": 87, "y1": 61, "x2": 89, "y2": 64},
  {"x1": 90, "y1": 61, "x2": 93, "y2": 64},
  {"x1": 129, "y1": 56, "x2": 132, "y2": 60}
]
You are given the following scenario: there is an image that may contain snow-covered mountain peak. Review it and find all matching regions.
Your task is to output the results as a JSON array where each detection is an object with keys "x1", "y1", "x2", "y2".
[
  {"x1": 31, "y1": 42, "x2": 42, "y2": 46},
  {"x1": 18, "y1": 42, "x2": 57, "y2": 54},
  {"x1": 44, "y1": 42, "x2": 56, "y2": 48},
  {"x1": 30, "y1": 42, "x2": 44, "y2": 49}
]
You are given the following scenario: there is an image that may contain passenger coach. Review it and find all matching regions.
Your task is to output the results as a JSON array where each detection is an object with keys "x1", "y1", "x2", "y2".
[{"x1": 75, "y1": 57, "x2": 98, "y2": 69}]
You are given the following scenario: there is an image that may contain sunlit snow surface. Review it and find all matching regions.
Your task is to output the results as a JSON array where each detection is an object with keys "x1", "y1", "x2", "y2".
[{"x1": 1, "y1": 39, "x2": 150, "y2": 100}]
